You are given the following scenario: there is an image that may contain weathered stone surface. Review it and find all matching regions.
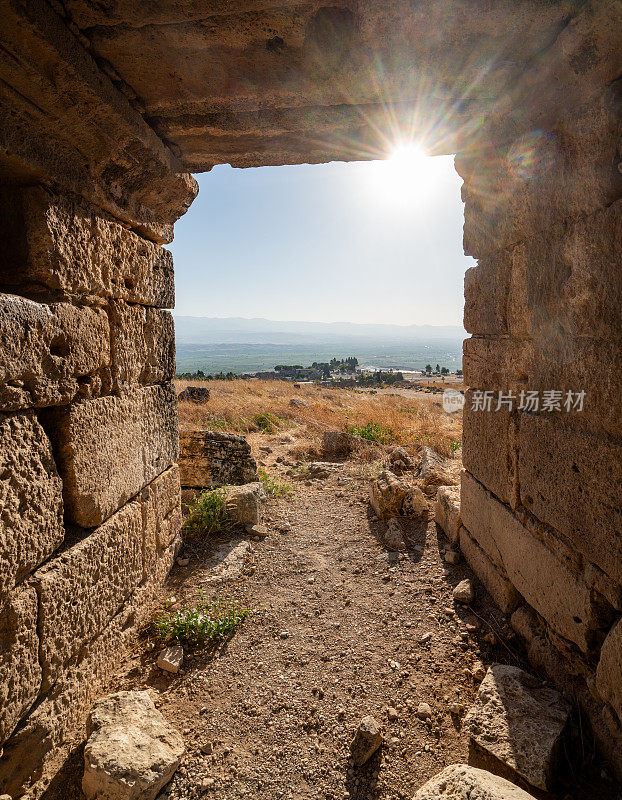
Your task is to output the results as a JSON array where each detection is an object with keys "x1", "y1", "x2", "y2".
[
  {"x1": 435, "y1": 485, "x2": 461, "y2": 544},
  {"x1": 49, "y1": 385, "x2": 178, "y2": 527},
  {"x1": 109, "y1": 301, "x2": 175, "y2": 390},
  {"x1": 225, "y1": 482, "x2": 266, "y2": 527},
  {"x1": 413, "y1": 764, "x2": 536, "y2": 799},
  {"x1": 351, "y1": 716, "x2": 382, "y2": 766},
  {"x1": 0, "y1": 294, "x2": 110, "y2": 410},
  {"x1": 463, "y1": 664, "x2": 571, "y2": 791},
  {"x1": 141, "y1": 466, "x2": 182, "y2": 582},
  {"x1": 322, "y1": 430, "x2": 355, "y2": 457},
  {"x1": 0, "y1": 587, "x2": 41, "y2": 747},
  {"x1": 33, "y1": 501, "x2": 143, "y2": 690},
  {"x1": 519, "y1": 415, "x2": 622, "y2": 584},
  {"x1": 157, "y1": 646, "x2": 183, "y2": 675},
  {"x1": 596, "y1": 618, "x2": 622, "y2": 725},
  {"x1": 402, "y1": 485, "x2": 429, "y2": 521},
  {"x1": 462, "y1": 395, "x2": 514, "y2": 506},
  {"x1": 453, "y1": 578, "x2": 475, "y2": 604},
  {"x1": 418, "y1": 447, "x2": 458, "y2": 494},
  {"x1": 459, "y1": 527, "x2": 520, "y2": 614},
  {"x1": 369, "y1": 470, "x2": 408, "y2": 520},
  {"x1": 0, "y1": 188, "x2": 177, "y2": 303},
  {"x1": 178, "y1": 385, "x2": 210, "y2": 403},
  {"x1": 0, "y1": 412, "x2": 64, "y2": 594},
  {"x1": 461, "y1": 472, "x2": 595, "y2": 652},
  {"x1": 179, "y1": 430, "x2": 258, "y2": 489},
  {"x1": 83, "y1": 691, "x2": 184, "y2": 800},
  {"x1": 383, "y1": 519, "x2": 405, "y2": 551}
]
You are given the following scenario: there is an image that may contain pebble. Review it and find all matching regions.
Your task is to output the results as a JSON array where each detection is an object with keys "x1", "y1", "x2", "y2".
[
  {"x1": 157, "y1": 645, "x2": 183, "y2": 674},
  {"x1": 416, "y1": 702, "x2": 432, "y2": 720},
  {"x1": 453, "y1": 579, "x2": 475, "y2": 604}
]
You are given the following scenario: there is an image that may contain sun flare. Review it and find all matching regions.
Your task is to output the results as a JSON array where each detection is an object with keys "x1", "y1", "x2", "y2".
[{"x1": 366, "y1": 142, "x2": 440, "y2": 208}]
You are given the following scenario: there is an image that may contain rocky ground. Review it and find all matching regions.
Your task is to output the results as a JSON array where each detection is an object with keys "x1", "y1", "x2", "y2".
[{"x1": 43, "y1": 432, "x2": 618, "y2": 800}]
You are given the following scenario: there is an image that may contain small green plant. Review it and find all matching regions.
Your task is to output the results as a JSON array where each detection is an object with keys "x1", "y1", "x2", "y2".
[
  {"x1": 153, "y1": 592, "x2": 249, "y2": 647},
  {"x1": 183, "y1": 487, "x2": 231, "y2": 535},
  {"x1": 204, "y1": 415, "x2": 229, "y2": 431},
  {"x1": 449, "y1": 439, "x2": 462, "y2": 454},
  {"x1": 259, "y1": 467, "x2": 292, "y2": 497},
  {"x1": 345, "y1": 421, "x2": 395, "y2": 444},
  {"x1": 253, "y1": 412, "x2": 281, "y2": 433}
]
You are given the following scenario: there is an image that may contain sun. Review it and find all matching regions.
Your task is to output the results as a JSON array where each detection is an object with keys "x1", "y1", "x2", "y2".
[{"x1": 365, "y1": 142, "x2": 439, "y2": 208}]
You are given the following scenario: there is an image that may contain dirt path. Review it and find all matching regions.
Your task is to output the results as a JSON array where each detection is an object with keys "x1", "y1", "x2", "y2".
[{"x1": 47, "y1": 442, "x2": 615, "y2": 800}]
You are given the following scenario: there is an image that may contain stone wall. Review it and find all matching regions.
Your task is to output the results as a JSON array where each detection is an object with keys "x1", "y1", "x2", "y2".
[
  {"x1": 0, "y1": 187, "x2": 184, "y2": 795},
  {"x1": 179, "y1": 430, "x2": 258, "y2": 489},
  {"x1": 455, "y1": 77, "x2": 622, "y2": 774}
]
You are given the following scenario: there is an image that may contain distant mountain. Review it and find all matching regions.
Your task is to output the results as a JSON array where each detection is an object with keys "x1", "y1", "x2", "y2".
[
  {"x1": 173, "y1": 316, "x2": 465, "y2": 374},
  {"x1": 174, "y1": 316, "x2": 466, "y2": 345}
]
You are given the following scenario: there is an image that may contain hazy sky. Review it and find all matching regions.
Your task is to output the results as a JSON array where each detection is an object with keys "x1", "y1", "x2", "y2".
[{"x1": 170, "y1": 151, "x2": 475, "y2": 326}]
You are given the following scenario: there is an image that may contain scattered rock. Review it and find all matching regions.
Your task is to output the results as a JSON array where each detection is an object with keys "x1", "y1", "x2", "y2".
[
  {"x1": 157, "y1": 645, "x2": 183, "y2": 674},
  {"x1": 471, "y1": 661, "x2": 486, "y2": 681},
  {"x1": 463, "y1": 664, "x2": 572, "y2": 791},
  {"x1": 389, "y1": 446, "x2": 414, "y2": 473},
  {"x1": 453, "y1": 579, "x2": 474, "y2": 604},
  {"x1": 322, "y1": 430, "x2": 355, "y2": 457},
  {"x1": 413, "y1": 764, "x2": 536, "y2": 799},
  {"x1": 383, "y1": 518, "x2": 406, "y2": 551},
  {"x1": 289, "y1": 398, "x2": 309, "y2": 408},
  {"x1": 224, "y1": 482, "x2": 266, "y2": 527},
  {"x1": 82, "y1": 690, "x2": 184, "y2": 800},
  {"x1": 387, "y1": 707, "x2": 399, "y2": 722},
  {"x1": 416, "y1": 702, "x2": 432, "y2": 720},
  {"x1": 444, "y1": 548, "x2": 460, "y2": 564},
  {"x1": 246, "y1": 523, "x2": 268, "y2": 538},
  {"x1": 419, "y1": 632, "x2": 432, "y2": 644},
  {"x1": 177, "y1": 386, "x2": 210, "y2": 403},
  {"x1": 402, "y1": 485, "x2": 429, "y2": 520},
  {"x1": 176, "y1": 555, "x2": 189, "y2": 566},
  {"x1": 369, "y1": 470, "x2": 408, "y2": 519},
  {"x1": 351, "y1": 716, "x2": 383, "y2": 766},
  {"x1": 418, "y1": 447, "x2": 458, "y2": 495}
]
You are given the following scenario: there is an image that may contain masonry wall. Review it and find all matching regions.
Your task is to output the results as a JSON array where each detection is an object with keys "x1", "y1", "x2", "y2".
[
  {"x1": 0, "y1": 188, "x2": 183, "y2": 794},
  {"x1": 456, "y1": 81, "x2": 622, "y2": 774}
]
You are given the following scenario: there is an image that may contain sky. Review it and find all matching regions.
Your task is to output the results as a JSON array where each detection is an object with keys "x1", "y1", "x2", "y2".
[{"x1": 169, "y1": 149, "x2": 475, "y2": 327}]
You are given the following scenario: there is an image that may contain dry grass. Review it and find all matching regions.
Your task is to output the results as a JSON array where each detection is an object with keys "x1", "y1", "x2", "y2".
[{"x1": 176, "y1": 379, "x2": 462, "y2": 458}]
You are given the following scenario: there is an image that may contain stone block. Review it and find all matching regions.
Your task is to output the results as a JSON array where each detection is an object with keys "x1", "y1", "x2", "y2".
[
  {"x1": 0, "y1": 412, "x2": 64, "y2": 594},
  {"x1": 48, "y1": 384, "x2": 178, "y2": 527},
  {"x1": 0, "y1": 294, "x2": 110, "y2": 411},
  {"x1": 83, "y1": 691, "x2": 184, "y2": 800},
  {"x1": 459, "y1": 527, "x2": 520, "y2": 614},
  {"x1": 461, "y1": 472, "x2": 596, "y2": 652},
  {"x1": 109, "y1": 301, "x2": 175, "y2": 390},
  {"x1": 0, "y1": 187, "x2": 175, "y2": 307},
  {"x1": 434, "y1": 485, "x2": 461, "y2": 544},
  {"x1": 463, "y1": 664, "x2": 572, "y2": 791},
  {"x1": 462, "y1": 392, "x2": 514, "y2": 505},
  {"x1": 518, "y1": 414, "x2": 622, "y2": 584},
  {"x1": 596, "y1": 618, "x2": 622, "y2": 725},
  {"x1": 32, "y1": 501, "x2": 143, "y2": 690},
  {"x1": 141, "y1": 465, "x2": 182, "y2": 581},
  {"x1": 413, "y1": 764, "x2": 536, "y2": 799},
  {"x1": 464, "y1": 336, "x2": 622, "y2": 439},
  {"x1": 225, "y1": 482, "x2": 266, "y2": 527},
  {"x1": 0, "y1": 587, "x2": 41, "y2": 747},
  {"x1": 418, "y1": 447, "x2": 458, "y2": 495},
  {"x1": 369, "y1": 470, "x2": 408, "y2": 520},
  {"x1": 179, "y1": 430, "x2": 257, "y2": 489}
]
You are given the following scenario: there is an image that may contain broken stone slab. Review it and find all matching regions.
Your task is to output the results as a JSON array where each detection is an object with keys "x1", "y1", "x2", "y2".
[
  {"x1": 463, "y1": 664, "x2": 572, "y2": 791},
  {"x1": 383, "y1": 519, "x2": 406, "y2": 551},
  {"x1": 83, "y1": 690, "x2": 184, "y2": 800},
  {"x1": 202, "y1": 537, "x2": 252, "y2": 585},
  {"x1": 351, "y1": 715, "x2": 383, "y2": 766},
  {"x1": 157, "y1": 645, "x2": 183, "y2": 674},
  {"x1": 179, "y1": 430, "x2": 257, "y2": 490},
  {"x1": 322, "y1": 430, "x2": 355, "y2": 457},
  {"x1": 435, "y1": 484, "x2": 462, "y2": 544},
  {"x1": 402, "y1": 485, "x2": 429, "y2": 521},
  {"x1": 224, "y1": 482, "x2": 266, "y2": 527},
  {"x1": 178, "y1": 386, "x2": 210, "y2": 403},
  {"x1": 413, "y1": 764, "x2": 536, "y2": 799},
  {"x1": 289, "y1": 398, "x2": 308, "y2": 407},
  {"x1": 369, "y1": 470, "x2": 408, "y2": 519},
  {"x1": 418, "y1": 447, "x2": 459, "y2": 495}
]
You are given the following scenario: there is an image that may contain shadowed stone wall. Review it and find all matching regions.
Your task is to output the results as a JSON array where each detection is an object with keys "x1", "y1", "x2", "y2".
[{"x1": 0, "y1": 0, "x2": 620, "y2": 792}]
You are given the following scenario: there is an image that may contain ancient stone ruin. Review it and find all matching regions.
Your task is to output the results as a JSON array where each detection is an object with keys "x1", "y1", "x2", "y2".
[{"x1": 0, "y1": 0, "x2": 620, "y2": 793}]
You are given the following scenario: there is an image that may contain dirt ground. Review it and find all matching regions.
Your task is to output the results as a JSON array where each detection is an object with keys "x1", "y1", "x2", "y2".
[{"x1": 43, "y1": 429, "x2": 618, "y2": 800}]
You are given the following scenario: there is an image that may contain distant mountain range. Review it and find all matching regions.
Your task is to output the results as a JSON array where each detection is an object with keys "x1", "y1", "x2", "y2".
[
  {"x1": 174, "y1": 316, "x2": 466, "y2": 345},
  {"x1": 173, "y1": 316, "x2": 465, "y2": 374}
]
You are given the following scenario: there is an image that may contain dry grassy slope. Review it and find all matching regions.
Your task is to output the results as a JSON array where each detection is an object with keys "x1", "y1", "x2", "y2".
[{"x1": 175, "y1": 379, "x2": 463, "y2": 459}]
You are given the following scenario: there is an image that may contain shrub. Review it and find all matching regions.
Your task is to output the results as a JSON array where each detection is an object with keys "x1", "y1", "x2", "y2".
[
  {"x1": 259, "y1": 467, "x2": 292, "y2": 497},
  {"x1": 345, "y1": 420, "x2": 395, "y2": 444},
  {"x1": 153, "y1": 592, "x2": 249, "y2": 647},
  {"x1": 183, "y1": 487, "x2": 231, "y2": 535},
  {"x1": 253, "y1": 412, "x2": 281, "y2": 433}
]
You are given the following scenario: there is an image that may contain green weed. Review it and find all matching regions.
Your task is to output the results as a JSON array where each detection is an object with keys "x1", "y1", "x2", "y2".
[
  {"x1": 183, "y1": 487, "x2": 232, "y2": 535},
  {"x1": 449, "y1": 439, "x2": 462, "y2": 454},
  {"x1": 259, "y1": 467, "x2": 292, "y2": 497},
  {"x1": 253, "y1": 412, "x2": 281, "y2": 433},
  {"x1": 345, "y1": 421, "x2": 395, "y2": 444},
  {"x1": 153, "y1": 592, "x2": 249, "y2": 647}
]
